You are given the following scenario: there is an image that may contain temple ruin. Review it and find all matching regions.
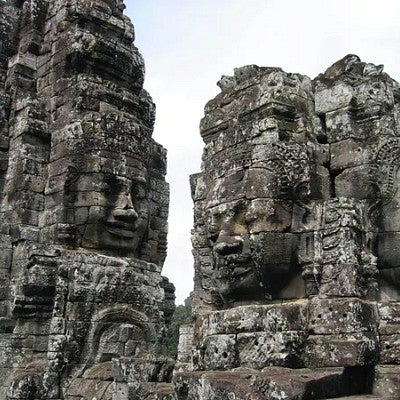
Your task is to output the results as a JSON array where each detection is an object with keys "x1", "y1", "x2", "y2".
[
  {"x1": 2, "y1": 0, "x2": 400, "y2": 399},
  {"x1": 175, "y1": 56, "x2": 400, "y2": 399},
  {"x1": 0, "y1": 0, "x2": 174, "y2": 398}
]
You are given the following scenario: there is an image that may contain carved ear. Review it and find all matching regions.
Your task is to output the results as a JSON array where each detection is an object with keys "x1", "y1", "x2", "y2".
[
  {"x1": 65, "y1": 166, "x2": 79, "y2": 189},
  {"x1": 57, "y1": 223, "x2": 78, "y2": 247},
  {"x1": 293, "y1": 180, "x2": 310, "y2": 200},
  {"x1": 10, "y1": 0, "x2": 26, "y2": 8},
  {"x1": 63, "y1": 166, "x2": 80, "y2": 210}
]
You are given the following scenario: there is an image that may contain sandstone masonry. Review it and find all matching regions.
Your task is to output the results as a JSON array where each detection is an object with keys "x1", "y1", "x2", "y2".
[
  {"x1": 2, "y1": 1, "x2": 400, "y2": 399},
  {"x1": 175, "y1": 56, "x2": 400, "y2": 400},
  {"x1": 0, "y1": 1, "x2": 175, "y2": 399}
]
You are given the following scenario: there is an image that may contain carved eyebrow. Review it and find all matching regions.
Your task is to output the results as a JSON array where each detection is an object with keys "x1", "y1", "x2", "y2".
[
  {"x1": 131, "y1": 179, "x2": 148, "y2": 199},
  {"x1": 104, "y1": 175, "x2": 123, "y2": 185},
  {"x1": 132, "y1": 176, "x2": 147, "y2": 185}
]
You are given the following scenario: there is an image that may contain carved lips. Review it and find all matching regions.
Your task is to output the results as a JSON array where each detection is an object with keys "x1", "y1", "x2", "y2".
[{"x1": 103, "y1": 220, "x2": 137, "y2": 238}]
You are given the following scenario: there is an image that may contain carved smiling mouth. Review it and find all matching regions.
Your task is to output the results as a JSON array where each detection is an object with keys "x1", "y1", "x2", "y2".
[
  {"x1": 103, "y1": 220, "x2": 136, "y2": 238},
  {"x1": 215, "y1": 265, "x2": 253, "y2": 280},
  {"x1": 215, "y1": 254, "x2": 253, "y2": 279},
  {"x1": 231, "y1": 266, "x2": 253, "y2": 277}
]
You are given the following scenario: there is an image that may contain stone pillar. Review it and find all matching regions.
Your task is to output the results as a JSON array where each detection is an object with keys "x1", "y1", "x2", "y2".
[
  {"x1": 174, "y1": 56, "x2": 400, "y2": 399},
  {"x1": 0, "y1": 1, "x2": 175, "y2": 399}
]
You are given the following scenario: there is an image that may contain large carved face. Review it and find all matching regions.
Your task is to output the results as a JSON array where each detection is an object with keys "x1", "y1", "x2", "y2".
[
  {"x1": 64, "y1": 157, "x2": 149, "y2": 256},
  {"x1": 204, "y1": 165, "x2": 305, "y2": 305}
]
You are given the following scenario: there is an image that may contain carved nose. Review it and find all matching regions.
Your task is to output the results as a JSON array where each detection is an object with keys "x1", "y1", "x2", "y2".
[
  {"x1": 214, "y1": 233, "x2": 243, "y2": 256},
  {"x1": 113, "y1": 192, "x2": 139, "y2": 222},
  {"x1": 113, "y1": 206, "x2": 138, "y2": 222}
]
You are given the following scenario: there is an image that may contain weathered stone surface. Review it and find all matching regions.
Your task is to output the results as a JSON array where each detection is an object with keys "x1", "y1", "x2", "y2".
[
  {"x1": 174, "y1": 367, "x2": 373, "y2": 400},
  {"x1": 3, "y1": 3, "x2": 400, "y2": 397},
  {"x1": 0, "y1": 0, "x2": 174, "y2": 399},
  {"x1": 373, "y1": 365, "x2": 400, "y2": 399},
  {"x1": 176, "y1": 55, "x2": 400, "y2": 399}
]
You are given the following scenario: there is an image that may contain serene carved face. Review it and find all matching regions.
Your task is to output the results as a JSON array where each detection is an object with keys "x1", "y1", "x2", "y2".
[
  {"x1": 205, "y1": 168, "x2": 301, "y2": 304},
  {"x1": 65, "y1": 160, "x2": 149, "y2": 256}
]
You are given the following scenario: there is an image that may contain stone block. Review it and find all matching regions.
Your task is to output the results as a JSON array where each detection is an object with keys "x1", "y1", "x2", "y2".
[
  {"x1": 315, "y1": 83, "x2": 353, "y2": 114},
  {"x1": 200, "y1": 302, "x2": 308, "y2": 337},
  {"x1": 200, "y1": 334, "x2": 237, "y2": 370},
  {"x1": 174, "y1": 366, "x2": 372, "y2": 400},
  {"x1": 246, "y1": 199, "x2": 293, "y2": 233},
  {"x1": 325, "y1": 110, "x2": 357, "y2": 143},
  {"x1": 0, "y1": 247, "x2": 12, "y2": 269},
  {"x1": 335, "y1": 165, "x2": 377, "y2": 199},
  {"x1": 376, "y1": 233, "x2": 400, "y2": 273},
  {"x1": 378, "y1": 302, "x2": 400, "y2": 335},
  {"x1": 65, "y1": 377, "x2": 111, "y2": 398},
  {"x1": 176, "y1": 325, "x2": 194, "y2": 371},
  {"x1": 308, "y1": 298, "x2": 378, "y2": 335},
  {"x1": 373, "y1": 365, "x2": 400, "y2": 399},
  {"x1": 330, "y1": 139, "x2": 371, "y2": 171},
  {"x1": 245, "y1": 167, "x2": 290, "y2": 200},
  {"x1": 237, "y1": 330, "x2": 306, "y2": 368},
  {"x1": 380, "y1": 334, "x2": 400, "y2": 364},
  {"x1": 309, "y1": 164, "x2": 332, "y2": 200},
  {"x1": 292, "y1": 200, "x2": 323, "y2": 232},
  {"x1": 304, "y1": 332, "x2": 378, "y2": 368}
]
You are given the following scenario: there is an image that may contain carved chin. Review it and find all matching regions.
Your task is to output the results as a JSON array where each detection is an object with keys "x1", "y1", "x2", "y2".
[
  {"x1": 380, "y1": 267, "x2": 400, "y2": 289},
  {"x1": 104, "y1": 221, "x2": 136, "y2": 239},
  {"x1": 82, "y1": 223, "x2": 145, "y2": 253},
  {"x1": 215, "y1": 264, "x2": 264, "y2": 302},
  {"x1": 214, "y1": 259, "x2": 301, "y2": 303}
]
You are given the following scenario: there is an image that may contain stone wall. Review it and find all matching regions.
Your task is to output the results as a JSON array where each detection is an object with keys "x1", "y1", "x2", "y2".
[
  {"x1": 175, "y1": 56, "x2": 400, "y2": 399},
  {"x1": 3, "y1": 1, "x2": 400, "y2": 398},
  {"x1": 0, "y1": 1, "x2": 175, "y2": 399}
]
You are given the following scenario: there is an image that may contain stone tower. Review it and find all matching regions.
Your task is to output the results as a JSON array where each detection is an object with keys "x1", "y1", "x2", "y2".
[
  {"x1": 0, "y1": 0, "x2": 175, "y2": 398},
  {"x1": 174, "y1": 57, "x2": 400, "y2": 399}
]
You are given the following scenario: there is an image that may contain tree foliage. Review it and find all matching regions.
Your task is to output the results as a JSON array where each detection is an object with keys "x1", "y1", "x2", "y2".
[{"x1": 166, "y1": 292, "x2": 192, "y2": 358}]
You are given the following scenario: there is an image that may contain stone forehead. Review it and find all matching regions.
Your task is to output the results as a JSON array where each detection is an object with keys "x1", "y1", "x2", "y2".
[
  {"x1": 63, "y1": 152, "x2": 148, "y2": 179},
  {"x1": 203, "y1": 140, "x2": 312, "y2": 185},
  {"x1": 58, "y1": 116, "x2": 153, "y2": 160},
  {"x1": 57, "y1": 133, "x2": 167, "y2": 178},
  {"x1": 217, "y1": 65, "x2": 313, "y2": 97},
  {"x1": 204, "y1": 165, "x2": 310, "y2": 207}
]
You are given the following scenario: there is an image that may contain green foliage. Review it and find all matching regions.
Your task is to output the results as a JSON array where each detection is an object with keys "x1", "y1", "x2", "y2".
[{"x1": 166, "y1": 292, "x2": 192, "y2": 358}]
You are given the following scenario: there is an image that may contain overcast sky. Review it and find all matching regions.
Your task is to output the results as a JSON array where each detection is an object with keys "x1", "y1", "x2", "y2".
[{"x1": 124, "y1": 0, "x2": 400, "y2": 304}]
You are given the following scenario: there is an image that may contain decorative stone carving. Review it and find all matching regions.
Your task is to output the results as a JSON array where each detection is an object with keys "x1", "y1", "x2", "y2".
[
  {"x1": 3, "y1": 0, "x2": 400, "y2": 396},
  {"x1": 175, "y1": 56, "x2": 400, "y2": 399},
  {"x1": 0, "y1": 1, "x2": 174, "y2": 399}
]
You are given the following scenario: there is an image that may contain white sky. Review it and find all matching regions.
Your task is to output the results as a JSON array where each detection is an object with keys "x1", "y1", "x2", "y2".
[{"x1": 125, "y1": 0, "x2": 400, "y2": 305}]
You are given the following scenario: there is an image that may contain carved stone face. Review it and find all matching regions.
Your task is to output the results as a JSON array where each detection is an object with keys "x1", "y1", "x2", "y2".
[
  {"x1": 85, "y1": 173, "x2": 148, "y2": 253},
  {"x1": 205, "y1": 168, "x2": 302, "y2": 305},
  {"x1": 206, "y1": 196, "x2": 258, "y2": 303},
  {"x1": 65, "y1": 159, "x2": 149, "y2": 256}
]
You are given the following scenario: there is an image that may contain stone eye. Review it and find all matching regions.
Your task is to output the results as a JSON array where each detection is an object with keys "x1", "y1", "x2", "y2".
[
  {"x1": 226, "y1": 209, "x2": 236, "y2": 220},
  {"x1": 207, "y1": 211, "x2": 221, "y2": 242},
  {"x1": 102, "y1": 182, "x2": 112, "y2": 194},
  {"x1": 207, "y1": 224, "x2": 219, "y2": 242},
  {"x1": 294, "y1": 181, "x2": 310, "y2": 200},
  {"x1": 245, "y1": 210, "x2": 257, "y2": 223},
  {"x1": 132, "y1": 181, "x2": 147, "y2": 200},
  {"x1": 103, "y1": 175, "x2": 122, "y2": 194}
]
